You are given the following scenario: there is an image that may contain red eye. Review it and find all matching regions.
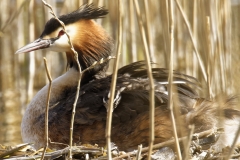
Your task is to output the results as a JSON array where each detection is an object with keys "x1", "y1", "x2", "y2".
[{"x1": 58, "y1": 30, "x2": 65, "y2": 37}]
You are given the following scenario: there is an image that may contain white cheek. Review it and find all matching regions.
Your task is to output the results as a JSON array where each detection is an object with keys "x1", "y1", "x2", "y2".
[{"x1": 49, "y1": 34, "x2": 71, "y2": 52}]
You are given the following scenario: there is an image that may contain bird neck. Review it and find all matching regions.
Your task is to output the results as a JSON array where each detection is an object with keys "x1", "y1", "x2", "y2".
[
  {"x1": 23, "y1": 68, "x2": 80, "y2": 121},
  {"x1": 66, "y1": 19, "x2": 113, "y2": 82},
  {"x1": 21, "y1": 68, "x2": 79, "y2": 144}
]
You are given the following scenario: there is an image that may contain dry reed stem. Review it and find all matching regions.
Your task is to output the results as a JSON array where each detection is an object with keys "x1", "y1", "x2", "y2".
[
  {"x1": 136, "y1": 144, "x2": 142, "y2": 160},
  {"x1": 129, "y1": 0, "x2": 137, "y2": 62},
  {"x1": 23, "y1": 146, "x2": 102, "y2": 160},
  {"x1": 0, "y1": 0, "x2": 27, "y2": 32},
  {"x1": 41, "y1": 1, "x2": 81, "y2": 159},
  {"x1": 231, "y1": 154, "x2": 240, "y2": 159},
  {"x1": 81, "y1": 57, "x2": 115, "y2": 75},
  {"x1": 143, "y1": 0, "x2": 155, "y2": 61},
  {"x1": 0, "y1": 143, "x2": 30, "y2": 158},
  {"x1": 192, "y1": 0, "x2": 198, "y2": 78},
  {"x1": 40, "y1": 58, "x2": 52, "y2": 160},
  {"x1": 215, "y1": 1, "x2": 228, "y2": 93},
  {"x1": 205, "y1": 16, "x2": 213, "y2": 99},
  {"x1": 40, "y1": 3, "x2": 115, "y2": 159},
  {"x1": 175, "y1": 0, "x2": 207, "y2": 83},
  {"x1": 133, "y1": 1, "x2": 155, "y2": 159},
  {"x1": 106, "y1": 1, "x2": 122, "y2": 159},
  {"x1": 168, "y1": 0, "x2": 182, "y2": 159},
  {"x1": 42, "y1": 56, "x2": 115, "y2": 154},
  {"x1": 87, "y1": 0, "x2": 93, "y2": 4},
  {"x1": 48, "y1": 138, "x2": 69, "y2": 148},
  {"x1": 159, "y1": 1, "x2": 171, "y2": 68},
  {"x1": 184, "y1": 125, "x2": 195, "y2": 160}
]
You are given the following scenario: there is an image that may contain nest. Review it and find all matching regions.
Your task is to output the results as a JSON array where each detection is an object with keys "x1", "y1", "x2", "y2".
[{"x1": 1, "y1": 128, "x2": 240, "y2": 160}]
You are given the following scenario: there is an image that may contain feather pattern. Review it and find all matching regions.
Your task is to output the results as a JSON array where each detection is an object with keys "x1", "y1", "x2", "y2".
[{"x1": 18, "y1": 3, "x2": 240, "y2": 152}]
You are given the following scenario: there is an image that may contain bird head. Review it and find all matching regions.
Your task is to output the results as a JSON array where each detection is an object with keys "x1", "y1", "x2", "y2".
[{"x1": 16, "y1": 4, "x2": 113, "y2": 73}]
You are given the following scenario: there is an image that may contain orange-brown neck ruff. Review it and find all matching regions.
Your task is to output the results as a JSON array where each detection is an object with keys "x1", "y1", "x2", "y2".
[{"x1": 66, "y1": 20, "x2": 113, "y2": 78}]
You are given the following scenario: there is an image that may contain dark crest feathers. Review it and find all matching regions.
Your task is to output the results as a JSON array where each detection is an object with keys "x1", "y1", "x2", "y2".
[{"x1": 40, "y1": 3, "x2": 108, "y2": 37}]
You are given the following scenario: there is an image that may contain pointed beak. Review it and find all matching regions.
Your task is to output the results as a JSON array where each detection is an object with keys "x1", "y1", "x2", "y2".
[{"x1": 15, "y1": 38, "x2": 51, "y2": 54}]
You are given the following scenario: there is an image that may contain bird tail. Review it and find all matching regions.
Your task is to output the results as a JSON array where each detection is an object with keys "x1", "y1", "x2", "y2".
[{"x1": 185, "y1": 95, "x2": 240, "y2": 151}]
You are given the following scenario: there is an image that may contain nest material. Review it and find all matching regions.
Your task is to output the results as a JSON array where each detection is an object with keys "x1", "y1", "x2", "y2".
[{"x1": 1, "y1": 128, "x2": 240, "y2": 160}]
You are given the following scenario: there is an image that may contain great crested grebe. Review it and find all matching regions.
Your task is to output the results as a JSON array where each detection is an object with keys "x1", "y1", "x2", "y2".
[{"x1": 16, "y1": 4, "x2": 240, "y2": 151}]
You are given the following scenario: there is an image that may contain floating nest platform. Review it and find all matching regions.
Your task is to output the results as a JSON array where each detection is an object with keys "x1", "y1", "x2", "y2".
[{"x1": 1, "y1": 128, "x2": 240, "y2": 160}]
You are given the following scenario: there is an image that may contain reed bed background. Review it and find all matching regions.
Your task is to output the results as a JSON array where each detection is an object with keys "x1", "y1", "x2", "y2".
[{"x1": 0, "y1": 0, "x2": 240, "y2": 151}]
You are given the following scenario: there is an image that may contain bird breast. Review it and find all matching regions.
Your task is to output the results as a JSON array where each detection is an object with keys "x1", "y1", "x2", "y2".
[{"x1": 21, "y1": 68, "x2": 80, "y2": 146}]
